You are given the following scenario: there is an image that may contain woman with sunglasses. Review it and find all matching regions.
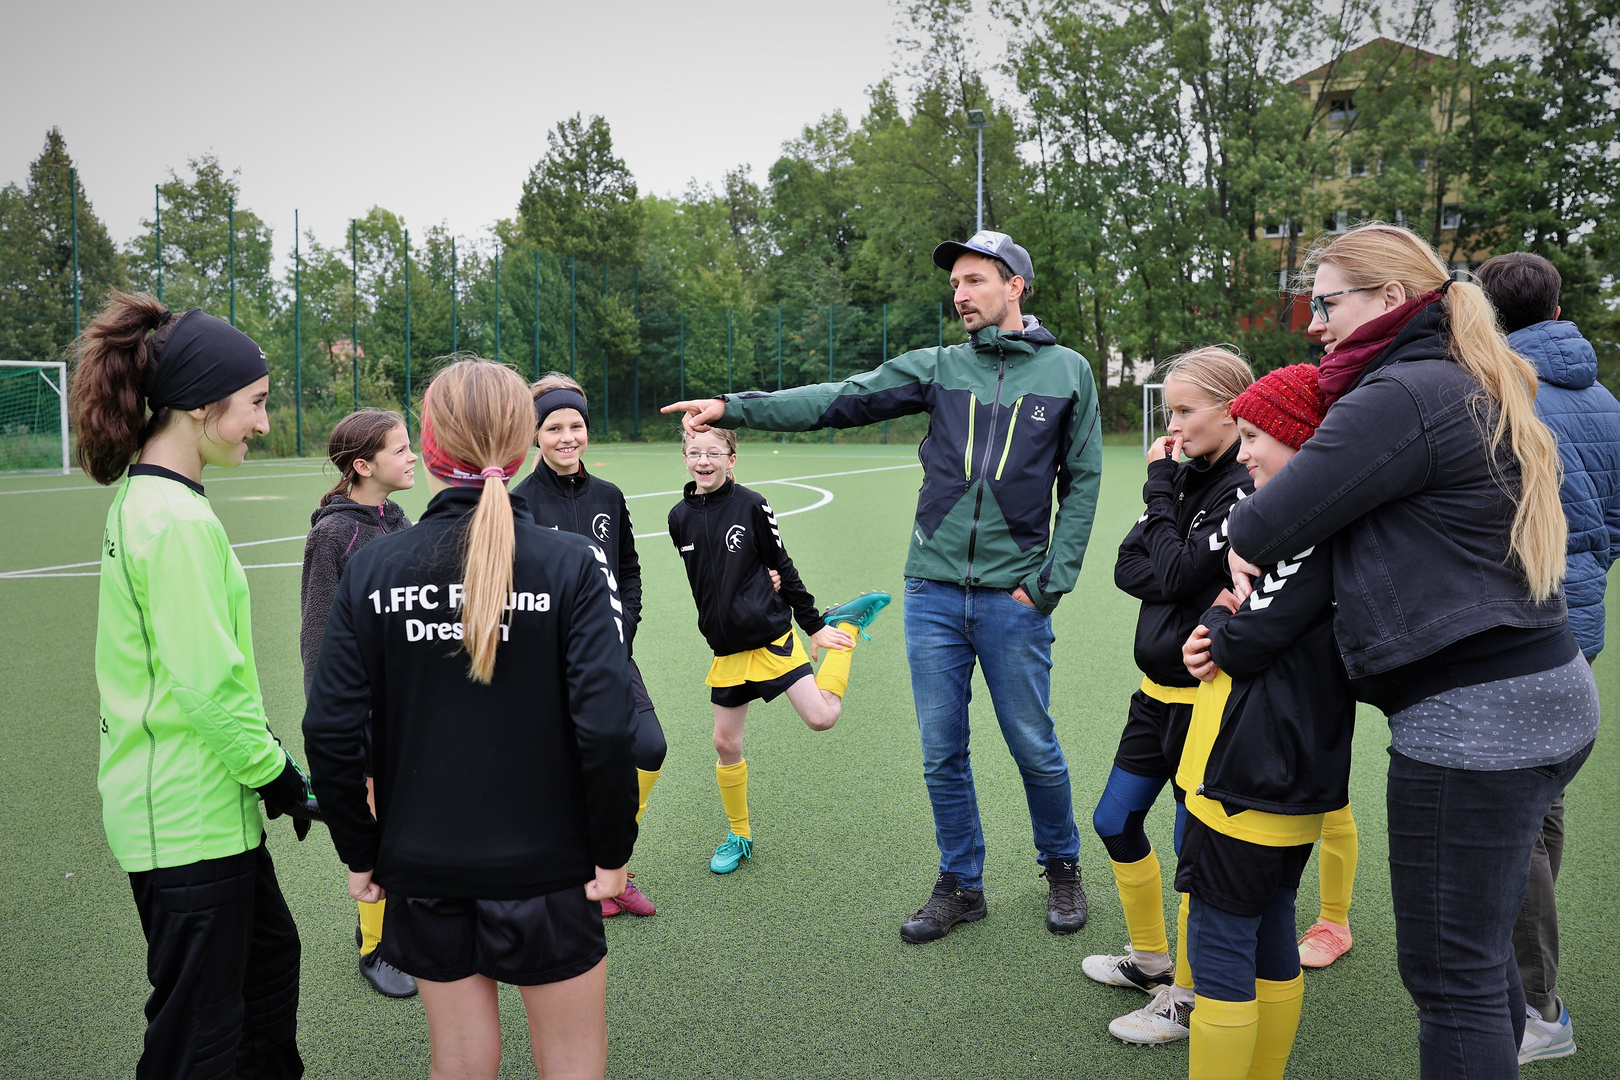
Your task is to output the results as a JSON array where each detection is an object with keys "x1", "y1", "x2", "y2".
[{"x1": 1218, "y1": 224, "x2": 1596, "y2": 1079}]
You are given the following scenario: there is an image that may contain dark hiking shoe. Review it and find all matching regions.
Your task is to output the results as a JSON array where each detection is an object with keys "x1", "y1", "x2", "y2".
[
  {"x1": 1043, "y1": 858, "x2": 1088, "y2": 934},
  {"x1": 360, "y1": 950, "x2": 418, "y2": 998},
  {"x1": 900, "y1": 873, "x2": 987, "y2": 944}
]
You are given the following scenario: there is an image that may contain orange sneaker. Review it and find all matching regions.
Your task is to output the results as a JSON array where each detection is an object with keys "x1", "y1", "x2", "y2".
[{"x1": 1298, "y1": 918, "x2": 1352, "y2": 967}]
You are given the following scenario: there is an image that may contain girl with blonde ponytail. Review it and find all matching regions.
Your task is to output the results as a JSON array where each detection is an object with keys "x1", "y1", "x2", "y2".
[
  {"x1": 1224, "y1": 224, "x2": 1599, "y2": 1078},
  {"x1": 303, "y1": 358, "x2": 639, "y2": 1080}
]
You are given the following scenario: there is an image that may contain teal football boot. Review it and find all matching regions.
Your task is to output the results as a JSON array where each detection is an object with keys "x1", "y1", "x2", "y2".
[
  {"x1": 821, "y1": 591, "x2": 893, "y2": 641},
  {"x1": 710, "y1": 832, "x2": 753, "y2": 874}
]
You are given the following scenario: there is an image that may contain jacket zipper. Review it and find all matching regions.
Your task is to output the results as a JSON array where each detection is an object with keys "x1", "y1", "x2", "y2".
[
  {"x1": 963, "y1": 351, "x2": 1007, "y2": 583},
  {"x1": 994, "y1": 396, "x2": 1024, "y2": 480}
]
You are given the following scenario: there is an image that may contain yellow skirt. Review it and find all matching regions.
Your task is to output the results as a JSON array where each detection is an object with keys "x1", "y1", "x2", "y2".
[{"x1": 706, "y1": 630, "x2": 811, "y2": 687}]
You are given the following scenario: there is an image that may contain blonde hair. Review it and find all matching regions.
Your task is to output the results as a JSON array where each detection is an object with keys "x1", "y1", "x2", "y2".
[
  {"x1": 1157, "y1": 345, "x2": 1255, "y2": 410},
  {"x1": 531, "y1": 371, "x2": 587, "y2": 402},
  {"x1": 424, "y1": 359, "x2": 534, "y2": 683},
  {"x1": 1303, "y1": 223, "x2": 1566, "y2": 600}
]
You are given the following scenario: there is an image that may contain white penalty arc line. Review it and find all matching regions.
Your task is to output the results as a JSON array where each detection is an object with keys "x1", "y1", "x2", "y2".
[
  {"x1": 0, "y1": 534, "x2": 311, "y2": 580},
  {"x1": 631, "y1": 480, "x2": 834, "y2": 540}
]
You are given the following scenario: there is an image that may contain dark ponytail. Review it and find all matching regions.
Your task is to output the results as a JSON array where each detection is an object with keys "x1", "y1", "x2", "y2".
[
  {"x1": 322, "y1": 408, "x2": 407, "y2": 506},
  {"x1": 70, "y1": 291, "x2": 174, "y2": 485}
]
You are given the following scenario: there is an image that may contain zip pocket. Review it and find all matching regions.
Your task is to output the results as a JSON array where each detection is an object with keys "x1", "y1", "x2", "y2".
[
  {"x1": 994, "y1": 396, "x2": 1024, "y2": 480},
  {"x1": 963, "y1": 398, "x2": 976, "y2": 480}
]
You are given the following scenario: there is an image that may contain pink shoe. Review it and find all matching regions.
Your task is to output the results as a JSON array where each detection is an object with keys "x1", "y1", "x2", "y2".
[
  {"x1": 600, "y1": 895, "x2": 622, "y2": 918},
  {"x1": 612, "y1": 874, "x2": 657, "y2": 917},
  {"x1": 1298, "y1": 918, "x2": 1352, "y2": 967}
]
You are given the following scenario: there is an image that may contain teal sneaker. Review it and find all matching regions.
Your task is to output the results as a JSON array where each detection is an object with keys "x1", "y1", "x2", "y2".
[
  {"x1": 822, "y1": 591, "x2": 892, "y2": 641},
  {"x1": 710, "y1": 832, "x2": 753, "y2": 874}
]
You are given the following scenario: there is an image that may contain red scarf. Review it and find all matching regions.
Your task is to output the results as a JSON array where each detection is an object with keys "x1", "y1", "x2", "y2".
[
  {"x1": 1318, "y1": 287, "x2": 1447, "y2": 406},
  {"x1": 420, "y1": 394, "x2": 524, "y2": 488}
]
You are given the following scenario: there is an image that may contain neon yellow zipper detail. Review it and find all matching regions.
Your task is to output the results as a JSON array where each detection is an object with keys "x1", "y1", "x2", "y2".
[
  {"x1": 995, "y1": 397, "x2": 1024, "y2": 480},
  {"x1": 963, "y1": 398, "x2": 976, "y2": 479}
]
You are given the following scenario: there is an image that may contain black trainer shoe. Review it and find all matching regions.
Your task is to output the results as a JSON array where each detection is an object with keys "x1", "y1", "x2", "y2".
[
  {"x1": 360, "y1": 950, "x2": 419, "y2": 998},
  {"x1": 900, "y1": 872, "x2": 987, "y2": 944},
  {"x1": 1043, "y1": 858, "x2": 1088, "y2": 934}
]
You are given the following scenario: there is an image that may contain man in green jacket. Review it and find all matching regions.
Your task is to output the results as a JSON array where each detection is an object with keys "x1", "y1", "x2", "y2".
[{"x1": 665, "y1": 231, "x2": 1102, "y2": 942}]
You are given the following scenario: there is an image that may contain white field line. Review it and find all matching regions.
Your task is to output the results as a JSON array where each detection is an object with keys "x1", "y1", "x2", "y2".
[
  {"x1": 0, "y1": 472, "x2": 329, "y2": 497},
  {"x1": 3, "y1": 463, "x2": 914, "y2": 579}
]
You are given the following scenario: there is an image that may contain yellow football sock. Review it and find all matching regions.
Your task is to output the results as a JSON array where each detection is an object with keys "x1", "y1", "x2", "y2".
[
  {"x1": 1190, "y1": 995, "x2": 1260, "y2": 1080},
  {"x1": 1317, "y1": 804, "x2": 1358, "y2": 926},
  {"x1": 1110, "y1": 852, "x2": 1169, "y2": 957},
  {"x1": 358, "y1": 897, "x2": 385, "y2": 957},
  {"x1": 716, "y1": 759, "x2": 750, "y2": 839},
  {"x1": 636, "y1": 768, "x2": 661, "y2": 825},
  {"x1": 814, "y1": 622, "x2": 861, "y2": 698},
  {"x1": 1250, "y1": 974, "x2": 1305, "y2": 1080},
  {"x1": 1175, "y1": 892, "x2": 1195, "y2": 991}
]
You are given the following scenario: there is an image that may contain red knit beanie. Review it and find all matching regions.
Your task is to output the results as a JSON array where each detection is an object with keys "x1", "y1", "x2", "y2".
[{"x1": 1228, "y1": 364, "x2": 1328, "y2": 450}]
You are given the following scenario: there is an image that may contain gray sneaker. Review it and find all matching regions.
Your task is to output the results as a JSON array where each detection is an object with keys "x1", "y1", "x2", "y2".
[{"x1": 900, "y1": 873, "x2": 987, "y2": 944}]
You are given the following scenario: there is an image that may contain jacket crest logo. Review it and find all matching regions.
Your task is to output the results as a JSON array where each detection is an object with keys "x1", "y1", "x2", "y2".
[
  {"x1": 592, "y1": 513, "x2": 611, "y2": 542},
  {"x1": 1031, "y1": 404, "x2": 1046, "y2": 422},
  {"x1": 725, "y1": 524, "x2": 748, "y2": 552}
]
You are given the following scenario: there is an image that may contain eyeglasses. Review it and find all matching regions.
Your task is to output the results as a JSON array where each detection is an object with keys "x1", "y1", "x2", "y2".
[
  {"x1": 684, "y1": 450, "x2": 732, "y2": 462},
  {"x1": 1310, "y1": 288, "x2": 1366, "y2": 324}
]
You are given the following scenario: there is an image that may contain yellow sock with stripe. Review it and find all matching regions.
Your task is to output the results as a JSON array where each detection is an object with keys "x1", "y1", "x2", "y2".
[
  {"x1": 716, "y1": 759, "x2": 750, "y2": 839},
  {"x1": 1317, "y1": 804, "x2": 1358, "y2": 925},
  {"x1": 1189, "y1": 996, "x2": 1259, "y2": 1080},
  {"x1": 1110, "y1": 852, "x2": 1169, "y2": 957},
  {"x1": 1250, "y1": 974, "x2": 1305, "y2": 1080},
  {"x1": 1175, "y1": 892, "x2": 1195, "y2": 991},
  {"x1": 814, "y1": 622, "x2": 861, "y2": 698},
  {"x1": 358, "y1": 898, "x2": 385, "y2": 957},
  {"x1": 636, "y1": 768, "x2": 660, "y2": 825}
]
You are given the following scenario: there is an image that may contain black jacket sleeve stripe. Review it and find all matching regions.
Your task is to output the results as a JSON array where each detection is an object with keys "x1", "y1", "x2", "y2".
[
  {"x1": 755, "y1": 497, "x2": 824, "y2": 636},
  {"x1": 571, "y1": 544, "x2": 640, "y2": 871}
]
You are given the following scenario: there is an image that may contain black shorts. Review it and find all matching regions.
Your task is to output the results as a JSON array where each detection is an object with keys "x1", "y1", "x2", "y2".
[
  {"x1": 1173, "y1": 813, "x2": 1315, "y2": 918},
  {"x1": 629, "y1": 658, "x2": 655, "y2": 715},
  {"x1": 1113, "y1": 690, "x2": 1195, "y2": 790},
  {"x1": 710, "y1": 664, "x2": 812, "y2": 707},
  {"x1": 378, "y1": 886, "x2": 606, "y2": 986}
]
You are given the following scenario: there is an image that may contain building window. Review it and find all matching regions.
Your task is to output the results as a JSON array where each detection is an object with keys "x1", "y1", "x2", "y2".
[
  {"x1": 1320, "y1": 153, "x2": 1338, "y2": 179},
  {"x1": 1442, "y1": 204, "x2": 1463, "y2": 230},
  {"x1": 1328, "y1": 95, "x2": 1357, "y2": 123},
  {"x1": 1263, "y1": 219, "x2": 1292, "y2": 239},
  {"x1": 1323, "y1": 210, "x2": 1349, "y2": 234},
  {"x1": 1275, "y1": 269, "x2": 1293, "y2": 291},
  {"x1": 1349, "y1": 158, "x2": 1368, "y2": 177}
]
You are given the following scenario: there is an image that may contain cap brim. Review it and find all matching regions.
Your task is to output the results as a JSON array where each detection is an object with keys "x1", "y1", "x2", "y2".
[{"x1": 933, "y1": 241, "x2": 976, "y2": 272}]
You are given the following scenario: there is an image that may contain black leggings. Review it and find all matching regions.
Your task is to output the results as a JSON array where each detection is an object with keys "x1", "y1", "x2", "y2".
[{"x1": 629, "y1": 661, "x2": 667, "y2": 772}]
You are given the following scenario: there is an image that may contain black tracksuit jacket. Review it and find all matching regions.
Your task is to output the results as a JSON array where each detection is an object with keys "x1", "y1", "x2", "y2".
[
  {"x1": 667, "y1": 477, "x2": 826, "y2": 656},
  {"x1": 1198, "y1": 539, "x2": 1355, "y2": 816},
  {"x1": 300, "y1": 495, "x2": 412, "y2": 695},
  {"x1": 511, "y1": 463, "x2": 643, "y2": 647},
  {"x1": 302, "y1": 487, "x2": 638, "y2": 899},
  {"x1": 1115, "y1": 441, "x2": 1253, "y2": 687}
]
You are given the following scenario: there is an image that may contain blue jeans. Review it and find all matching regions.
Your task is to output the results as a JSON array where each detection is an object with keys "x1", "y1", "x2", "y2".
[
  {"x1": 903, "y1": 578, "x2": 1080, "y2": 892},
  {"x1": 1388, "y1": 742, "x2": 1593, "y2": 1080}
]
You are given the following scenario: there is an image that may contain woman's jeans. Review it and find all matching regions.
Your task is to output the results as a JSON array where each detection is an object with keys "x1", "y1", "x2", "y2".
[
  {"x1": 903, "y1": 578, "x2": 1079, "y2": 892},
  {"x1": 1388, "y1": 742, "x2": 1592, "y2": 1079}
]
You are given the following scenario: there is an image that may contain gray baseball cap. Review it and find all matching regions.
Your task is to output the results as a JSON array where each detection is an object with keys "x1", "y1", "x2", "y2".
[{"x1": 932, "y1": 230, "x2": 1034, "y2": 284}]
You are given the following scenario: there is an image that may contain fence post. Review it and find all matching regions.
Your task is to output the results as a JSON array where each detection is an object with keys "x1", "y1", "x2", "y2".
[
  {"x1": 404, "y1": 228, "x2": 413, "y2": 439},
  {"x1": 679, "y1": 311, "x2": 685, "y2": 400},
  {"x1": 294, "y1": 209, "x2": 303, "y2": 457},
  {"x1": 154, "y1": 184, "x2": 163, "y2": 304},
  {"x1": 827, "y1": 305, "x2": 834, "y2": 444},
  {"x1": 938, "y1": 301, "x2": 944, "y2": 346},
  {"x1": 228, "y1": 195, "x2": 236, "y2": 327},
  {"x1": 632, "y1": 268, "x2": 640, "y2": 440},
  {"x1": 70, "y1": 168, "x2": 79, "y2": 339},
  {"x1": 494, "y1": 249, "x2": 501, "y2": 362},
  {"x1": 350, "y1": 219, "x2": 358, "y2": 408},
  {"x1": 603, "y1": 264, "x2": 610, "y2": 435},
  {"x1": 727, "y1": 308, "x2": 734, "y2": 394},
  {"x1": 532, "y1": 251, "x2": 540, "y2": 380},
  {"x1": 882, "y1": 302, "x2": 888, "y2": 444},
  {"x1": 451, "y1": 237, "x2": 459, "y2": 356},
  {"x1": 776, "y1": 306, "x2": 783, "y2": 391},
  {"x1": 569, "y1": 257, "x2": 577, "y2": 377}
]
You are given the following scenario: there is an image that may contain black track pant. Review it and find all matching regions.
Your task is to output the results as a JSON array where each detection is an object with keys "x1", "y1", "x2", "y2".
[{"x1": 128, "y1": 839, "x2": 303, "y2": 1080}]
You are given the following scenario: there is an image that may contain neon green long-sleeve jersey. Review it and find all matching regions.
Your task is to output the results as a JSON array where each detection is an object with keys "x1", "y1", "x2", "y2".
[{"x1": 95, "y1": 470, "x2": 285, "y2": 871}]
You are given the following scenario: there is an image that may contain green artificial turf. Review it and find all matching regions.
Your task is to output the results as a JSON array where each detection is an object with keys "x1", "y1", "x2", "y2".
[{"x1": 0, "y1": 444, "x2": 1614, "y2": 1078}]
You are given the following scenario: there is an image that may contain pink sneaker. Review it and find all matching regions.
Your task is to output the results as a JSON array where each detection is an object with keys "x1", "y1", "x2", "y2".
[
  {"x1": 1298, "y1": 918, "x2": 1352, "y2": 967},
  {"x1": 612, "y1": 874, "x2": 657, "y2": 917},
  {"x1": 600, "y1": 895, "x2": 622, "y2": 918}
]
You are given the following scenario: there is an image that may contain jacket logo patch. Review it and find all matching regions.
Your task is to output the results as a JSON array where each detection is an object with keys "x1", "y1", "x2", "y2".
[
  {"x1": 725, "y1": 524, "x2": 748, "y2": 552},
  {"x1": 680, "y1": 544, "x2": 695, "y2": 553},
  {"x1": 1031, "y1": 404, "x2": 1046, "y2": 422},
  {"x1": 592, "y1": 513, "x2": 611, "y2": 542}
]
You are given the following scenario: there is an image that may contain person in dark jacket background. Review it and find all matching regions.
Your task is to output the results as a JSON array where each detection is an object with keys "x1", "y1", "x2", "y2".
[
  {"x1": 1179, "y1": 362, "x2": 1352, "y2": 1080},
  {"x1": 1478, "y1": 251, "x2": 1620, "y2": 1064},
  {"x1": 298, "y1": 408, "x2": 417, "y2": 998},
  {"x1": 512, "y1": 372, "x2": 663, "y2": 919},
  {"x1": 304, "y1": 360, "x2": 637, "y2": 1080},
  {"x1": 1226, "y1": 224, "x2": 1599, "y2": 1079},
  {"x1": 1085, "y1": 346, "x2": 1253, "y2": 1047}
]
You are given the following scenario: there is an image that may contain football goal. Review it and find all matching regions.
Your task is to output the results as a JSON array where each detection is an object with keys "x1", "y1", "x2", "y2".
[
  {"x1": 0, "y1": 361, "x2": 70, "y2": 475},
  {"x1": 1141, "y1": 381, "x2": 1165, "y2": 458}
]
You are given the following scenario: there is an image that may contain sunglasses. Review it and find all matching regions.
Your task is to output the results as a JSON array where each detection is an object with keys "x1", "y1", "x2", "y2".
[{"x1": 1309, "y1": 288, "x2": 1366, "y2": 324}]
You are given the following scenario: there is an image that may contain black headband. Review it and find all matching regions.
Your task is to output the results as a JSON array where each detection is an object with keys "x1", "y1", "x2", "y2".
[
  {"x1": 534, "y1": 387, "x2": 590, "y2": 429},
  {"x1": 144, "y1": 308, "x2": 269, "y2": 411}
]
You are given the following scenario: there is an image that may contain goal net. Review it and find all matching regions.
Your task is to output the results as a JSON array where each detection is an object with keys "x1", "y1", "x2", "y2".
[
  {"x1": 1141, "y1": 382, "x2": 1165, "y2": 458},
  {"x1": 0, "y1": 361, "x2": 70, "y2": 475}
]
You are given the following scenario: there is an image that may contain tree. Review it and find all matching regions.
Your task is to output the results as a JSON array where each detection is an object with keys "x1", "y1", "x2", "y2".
[
  {"x1": 0, "y1": 128, "x2": 122, "y2": 365},
  {"x1": 517, "y1": 114, "x2": 644, "y2": 266}
]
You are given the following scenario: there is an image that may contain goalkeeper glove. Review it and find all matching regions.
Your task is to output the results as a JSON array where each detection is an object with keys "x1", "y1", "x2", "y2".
[{"x1": 256, "y1": 751, "x2": 324, "y2": 841}]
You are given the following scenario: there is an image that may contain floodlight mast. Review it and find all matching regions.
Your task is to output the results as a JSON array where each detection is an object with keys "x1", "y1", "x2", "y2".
[{"x1": 966, "y1": 109, "x2": 990, "y2": 232}]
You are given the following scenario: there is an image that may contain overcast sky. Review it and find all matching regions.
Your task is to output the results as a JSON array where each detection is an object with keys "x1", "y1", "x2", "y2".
[{"x1": 4, "y1": 0, "x2": 913, "y2": 259}]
